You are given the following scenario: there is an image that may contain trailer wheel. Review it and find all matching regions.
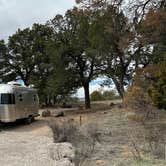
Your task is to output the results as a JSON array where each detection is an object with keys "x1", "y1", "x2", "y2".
[{"x1": 25, "y1": 116, "x2": 34, "y2": 125}]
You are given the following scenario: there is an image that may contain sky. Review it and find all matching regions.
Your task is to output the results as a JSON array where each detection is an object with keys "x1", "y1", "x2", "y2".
[
  {"x1": 0, "y1": 0, "x2": 114, "y2": 98},
  {"x1": 75, "y1": 77, "x2": 115, "y2": 98},
  {"x1": 0, "y1": 0, "x2": 75, "y2": 40}
]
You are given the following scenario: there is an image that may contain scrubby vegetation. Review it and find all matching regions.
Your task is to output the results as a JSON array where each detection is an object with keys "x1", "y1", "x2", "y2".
[
  {"x1": 91, "y1": 90, "x2": 118, "y2": 101},
  {"x1": 124, "y1": 55, "x2": 166, "y2": 111},
  {"x1": 49, "y1": 119, "x2": 101, "y2": 166}
]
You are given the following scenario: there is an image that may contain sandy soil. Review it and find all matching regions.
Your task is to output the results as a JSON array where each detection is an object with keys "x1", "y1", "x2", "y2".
[{"x1": 0, "y1": 118, "x2": 55, "y2": 166}]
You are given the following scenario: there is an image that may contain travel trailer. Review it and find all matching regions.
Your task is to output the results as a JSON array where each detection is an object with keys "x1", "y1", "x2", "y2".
[{"x1": 0, "y1": 82, "x2": 39, "y2": 123}]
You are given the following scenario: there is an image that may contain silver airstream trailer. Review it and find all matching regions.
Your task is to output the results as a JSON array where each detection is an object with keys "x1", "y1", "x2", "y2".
[{"x1": 0, "y1": 82, "x2": 39, "y2": 123}]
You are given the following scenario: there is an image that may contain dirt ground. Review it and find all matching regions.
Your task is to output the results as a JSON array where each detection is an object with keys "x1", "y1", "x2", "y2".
[
  {"x1": 56, "y1": 107, "x2": 165, "y2": 166},
  {"x1": 0, "y1": 118, "x2": 55, "y2": 166},
  {"x1": 0, "y1": 101, "x2": 166, "y2": 166}
]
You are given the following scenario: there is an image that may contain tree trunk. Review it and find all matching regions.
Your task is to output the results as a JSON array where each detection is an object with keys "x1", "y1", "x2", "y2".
[
  {"x1": 53, "y1": 96, "x2": 57, "y2": 105},
  {"x1": 45, "y1": 96, "x2": 48, "y2": 106},
  {"x1": 83, "y1": 82, "x2": 91, "y2": 109},
  {"x1": 48, "y1": 95, "x2": 52, "y2": 106},
  {"x1": 112, "y1": 77, "x2": 125, "y2": 98}
]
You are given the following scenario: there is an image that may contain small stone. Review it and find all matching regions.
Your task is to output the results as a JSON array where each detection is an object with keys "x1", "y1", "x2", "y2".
[{"x1": 96, "y1": 160, "x2": 105, "y2": 164}]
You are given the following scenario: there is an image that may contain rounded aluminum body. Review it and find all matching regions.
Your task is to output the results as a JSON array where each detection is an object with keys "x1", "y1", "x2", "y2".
[{"x1": 0, "y1": 84, "x2": 39, "y2": 123}]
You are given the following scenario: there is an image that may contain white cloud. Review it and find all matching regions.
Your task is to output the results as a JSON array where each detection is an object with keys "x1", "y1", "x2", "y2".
[{"x1": 0, "y1": 0, "x2": 75, "y2": 40}]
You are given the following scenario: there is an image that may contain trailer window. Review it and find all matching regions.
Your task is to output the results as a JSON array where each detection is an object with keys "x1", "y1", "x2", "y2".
[
  {"x1": 1, "y1": 94, "x2": 15, "y2": 104},
  {"x1": 18, "y1": 94, "x2": 23, "y2": 101}
]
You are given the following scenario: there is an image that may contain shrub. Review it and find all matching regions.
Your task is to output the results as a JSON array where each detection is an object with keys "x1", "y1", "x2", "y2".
[
  {"x1": 102, "y1": 90, "x2": 116, "y2": 100},
  {"x1": 49, "y1": 120, "x2": 101, "y2": 166},
  {"x1": 90, "y1": 91, "x2": 103, "y2": 101},
  {"x1": 124, "y1": 85, "x2": 155, "y2": 123},
  {"x1": 124, "y1": 86, "x2": 152, "y2": 112},
  {"x1": 124, "y1": 55, "x2": 166, "y2": 112},
  {"x1": 143, "y1": 123, "x2": 166, "y2": 159},
  {"x1": 49, "y1": 119, "x2": 79, "y2": 143},
  {"x1": 129, "y1": 56, "x2": 166, "y2": 110},
  {"x1": 91, "y1": 90, "x2": 118, "y2": 101},
  {"x1": 147, "y1": 60, "x2": 166, "y2": 109}
]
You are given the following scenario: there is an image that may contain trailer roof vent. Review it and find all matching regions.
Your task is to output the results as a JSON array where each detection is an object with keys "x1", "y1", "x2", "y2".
[{"x1": 7, "y1": 81, "x2": 22, "y2": 86}]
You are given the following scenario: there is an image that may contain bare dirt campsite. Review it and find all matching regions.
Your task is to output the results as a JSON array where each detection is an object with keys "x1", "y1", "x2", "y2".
[{"x1": 0, "y1": 101, "x2": 165, "y2": 166}]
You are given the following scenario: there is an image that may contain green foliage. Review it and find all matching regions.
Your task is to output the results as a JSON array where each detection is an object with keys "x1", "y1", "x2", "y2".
[
  {"x1": 102, "y1": 90, "x2": 116, "y2": 100},
  {"x1": 132, "y1": 3, "x2": 166, "y2": 109},
  {"x1": 91, "y1": 90, "x2": 117, "y2": 101},
  {"x1": 8, "y1": 28, "x2": 35, "y2": 85},
  {"x1": 0, "y1": 40, "x2": 16, "y2": 82},
  {"x1": 148, "y1": 58, "x2": 166, "y2": 109},
  {"x1": 5, "y1": 24, "x2": 78, "y2": 105},
  {"x1": 125, "y1": 56, "x2": 166, "y2": 110},
  {"x1": 91, "y1": 91, "x2": 103, "y2": 101},
  {"x1": 8, "y1": 24, "x2": 52, "y2": 85},
  {"x1": 49, "y1": 7, "x2": 105, "y2": 108},
  {"x1": 87, "y1": 4, "x2": 135, "y2": 98},
  {"x1": 139, "y1": 9, "x2": 166, "y2": 63}
]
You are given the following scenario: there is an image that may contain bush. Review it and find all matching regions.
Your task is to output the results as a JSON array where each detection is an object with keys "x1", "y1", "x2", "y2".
[
  {"x1": 124, "y1": 56, "x2": 166, "y2": 111},
  {"x1": 124, "y1": 85, "x2": 155, "y2": 122},
  {"x1": 147, "y1": 59, "x2": 166, "y2": 109},
  {"x1": 129, "y1": 57, "x2": 166, "y2": 110},
  {"x1": 49, "y1": 119, "x2": 79, "y2": 143},
  {"x1": 143, "y1": 123, "x2": 166, "y2": 159},
  {"x1": 91, "y1": 90, "x2": 117, "y2": 101},
  {"x1": 49, "y1": 120, "x2": 101, "y2": 166},
  {"x1": 102, "y1": 90, "x2": 116, "y2": 100},
  {"x1": 128, "y1": 122, "x2": 166, "y2": 161},
  {"x1": 124, "y1": 86, "x2": 152, "y2": 111},
  {"x1": 91, "y1": 91, "x2": 103, "y2": 101}
]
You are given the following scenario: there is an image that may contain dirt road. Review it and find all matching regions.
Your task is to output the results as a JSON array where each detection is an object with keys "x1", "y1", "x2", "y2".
[{"x1": 0, "y1": 118, "x2": 55, "y2": 166}]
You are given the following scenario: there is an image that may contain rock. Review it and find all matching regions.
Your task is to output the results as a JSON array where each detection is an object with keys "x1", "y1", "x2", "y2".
[
  {"x1": 49, "y1": 142, "x2": 75, "y2": 161},
  {"x1": 42, "y1": 109, "x2": 51, "y2": 117},
  {"x1": 96, "y1": 160, "x2": 105, "y2": 164}
]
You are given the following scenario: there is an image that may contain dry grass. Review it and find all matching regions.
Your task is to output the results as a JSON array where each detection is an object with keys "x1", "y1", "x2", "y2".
[
  {"x1": 48, "y1": 119, "x2": 101, "y2": 166},
  {"x1": 46, "y1": 100, "x2": 166, "y2": 166}
]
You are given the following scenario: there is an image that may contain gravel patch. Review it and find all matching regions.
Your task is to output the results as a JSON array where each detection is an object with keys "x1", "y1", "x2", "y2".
[{"x1": 0, "y1": 119, "x2": 55, "y2": 166}]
